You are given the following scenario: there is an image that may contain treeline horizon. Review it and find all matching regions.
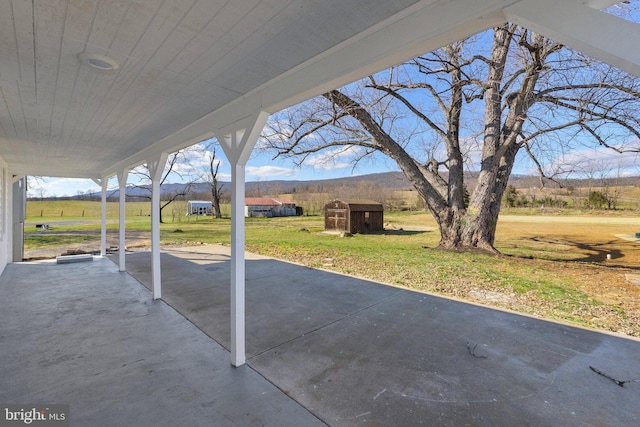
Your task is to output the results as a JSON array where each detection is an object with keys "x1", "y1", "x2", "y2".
[{"x1": 29, "y1": 171, "x2": 640, "y2": 209}]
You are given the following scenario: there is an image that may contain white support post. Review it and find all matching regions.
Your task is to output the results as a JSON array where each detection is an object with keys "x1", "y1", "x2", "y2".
[
  {"x1": 117, "y1": 170, "x2": 128, "y2": 272},
  {"x1": 92, "y1": 178, "x2": 109, "y2": 257},
  {"x1": 148, "y1": 152, "x2": 169, "y2": 300},
  {"x1": 11, "y1": 176, "x2": 26, "y2": 263},
  {"x1": 214, "y1": 111, "x2": 269, "y2": 367},
  {"x1": 229, "y1": 161, "x2": 246, "y2": 366}
]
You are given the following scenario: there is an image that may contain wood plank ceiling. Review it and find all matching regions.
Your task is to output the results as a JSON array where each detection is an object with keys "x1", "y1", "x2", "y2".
[
  {"x1": 0, "y1": 0, "x2": 630, "y2": 179},
  {"x1": 0, "y1": 0, "x2": 418, "y2": 177}
]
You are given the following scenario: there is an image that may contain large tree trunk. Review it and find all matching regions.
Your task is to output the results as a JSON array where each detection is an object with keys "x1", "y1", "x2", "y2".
[
  {"x1": 434, "y1": 204, "x2": 499, "y2": 253},
  {"x1": 435, "y1": 129, "x2": 520, "y2": 252},
  {"x1": 432, "y1": 26, "x2": 516, "y2": 253}
]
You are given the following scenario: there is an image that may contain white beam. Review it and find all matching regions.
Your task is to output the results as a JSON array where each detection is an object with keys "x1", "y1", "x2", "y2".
[
  {"x1": 148, "y1": 152, "x2": 169, "y2": 300},
  {"x1": 216, "y1": 112, "x2": 270, "y2": 165},
  {"x1": 117, "y1": 170, "x2": 128, "y2": 272},
  {"x1": 214, "y1": 111, "x2": 269, "y2": 368},
  {"x1": 92, "y1": 178, "x2": 108, "y2": 257},
  {"x1": 505, "y1": 0, "x2": 640, "y2": 78}
]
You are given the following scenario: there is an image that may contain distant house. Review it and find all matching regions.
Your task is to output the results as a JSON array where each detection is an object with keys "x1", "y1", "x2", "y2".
[
  {"x1": 324, "y1": 199, "x2": 384, "y2": 234},
  {"x1": 245, "y1": 198, "x2": 298, "y2": 218},
  {"x1": 186, "y1": 200, "x2": 213, "y2": 216}
]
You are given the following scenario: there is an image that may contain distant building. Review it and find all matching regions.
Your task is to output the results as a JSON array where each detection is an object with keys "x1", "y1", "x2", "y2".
[
  {"x1": 187, "y1": 200, "x2": 213, "y2": 216},
  {"x1": 245, "y1": 198, "x2": 298, "y2": 218},
  {"x1": 324, "y1": 199, "x2": 384, "y2": 234}
]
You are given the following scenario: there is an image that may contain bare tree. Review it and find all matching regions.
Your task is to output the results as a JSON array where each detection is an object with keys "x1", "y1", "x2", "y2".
[
  {"x1": 26, "y1": 176, "x2": 47, "y2": 201},
  {"x1": 36, "y1": 187, "x2": 47, "y2": 201},
  {"x1": 205, "y1": 144, "x2": 226, "y2": 218},
  {"x1": 264, "y1": 24, "x2": 640, "y2": 252},
  {"x1": 598, "y1": 161, "x2": 625, "y2": 210},
  {"x1": 131, "y1": 150, "x2": 194, "y2": 223}
]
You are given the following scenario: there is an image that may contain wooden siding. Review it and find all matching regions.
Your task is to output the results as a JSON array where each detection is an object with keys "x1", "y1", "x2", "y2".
[
  {"x1": 325, "y1": 200, "x2": 349, "y2": 232},
  {"x1": 324, "y1": 199, "x2": 383, "y2": 234}
]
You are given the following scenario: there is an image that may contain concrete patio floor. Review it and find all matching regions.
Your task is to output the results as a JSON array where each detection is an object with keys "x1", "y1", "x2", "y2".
[
  {"x1": 0, "y1": 256, "x2": 323, "y2": 427},
  {"x1": 2, "y1": 245, "x2": 640, "y2": 426}
]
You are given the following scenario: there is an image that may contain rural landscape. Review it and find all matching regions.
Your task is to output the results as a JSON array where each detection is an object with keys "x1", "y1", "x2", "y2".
[
  {"x1": 5, "y1": 2, "x2": 640, "y2": 424},
  {"x1": 24, "y1": 173, "x2": 640, "y2": 338},
  {"x1": 20, "y1": 14, "x2": 640, "y2": 344}
]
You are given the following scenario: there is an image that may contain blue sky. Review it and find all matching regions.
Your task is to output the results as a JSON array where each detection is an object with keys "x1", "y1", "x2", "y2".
[{"x1": 28, "y1": 137, "x2": 640, "y2": 198}]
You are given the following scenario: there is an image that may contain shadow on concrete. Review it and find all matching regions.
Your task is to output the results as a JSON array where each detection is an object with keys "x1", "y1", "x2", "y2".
[
  {"x1": 121, "y1": 247, "x2": 640, "y2": 426},
  {"x1": 0, "y1": 257, "x2": 324, "y2": 427}
]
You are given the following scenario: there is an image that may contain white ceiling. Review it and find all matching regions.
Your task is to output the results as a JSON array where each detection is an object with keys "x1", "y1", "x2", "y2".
[{"x1": 0, "y1": 0, "x2": 634, "y2": 179}]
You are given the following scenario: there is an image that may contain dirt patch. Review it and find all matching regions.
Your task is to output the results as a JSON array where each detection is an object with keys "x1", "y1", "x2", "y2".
[
  {"x1": 510, "y1": 257, "x2": 639, "y2": 335},
  {"x1": 494, "y1": 216, "x2": 640, "y2": 335},
  {"x1": 24, "y1": 231, "x2": 151, "y2": 260}
]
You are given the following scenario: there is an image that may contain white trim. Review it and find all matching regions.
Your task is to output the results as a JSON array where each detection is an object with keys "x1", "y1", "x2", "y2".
[
  {"x1": 148, "y1": 153, "x2": 169, "y2": 300},
  {"x1": 0, "y1": 166, "x2": 5, "y2": 240},
  {"x1": 214, "y1": 111, "x2": 269, "y2": 367},
  {"x1": 117, "y1": 170, "x2": 128, "y2": 272}
]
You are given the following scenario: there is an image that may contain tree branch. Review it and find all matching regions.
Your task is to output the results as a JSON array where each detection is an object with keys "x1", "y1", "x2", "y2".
[
  {"x1": 324, "y1": 89, "x2": 449, "y2": 208},
  {"x1": 538, "y1": 95, "x2": 640, "y2": 142},
  {"x1": 522, "y1": 140, "x2": 564, "y2": 188},
  {"x1": 366, "y1": 79, "x2": 447, "y2": 139}
]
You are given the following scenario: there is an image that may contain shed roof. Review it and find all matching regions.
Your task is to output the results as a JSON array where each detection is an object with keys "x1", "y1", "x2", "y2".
[
  {"x1": 245, "y1": 198, "x2": 295, "y2": 206},
  {"x1": 330, "y1": 199, "x2": 383, "y2": 212}
]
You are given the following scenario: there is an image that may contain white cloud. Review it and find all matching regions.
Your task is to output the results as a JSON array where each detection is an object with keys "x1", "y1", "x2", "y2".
[
  {"x1": 129, "y1": 165, "x2": 147, "y2": 176},
  {"x1": 246, "y1": 165, "x2": 296, "y2": 178},
  {"x1": 28, "y1": 177, "x2": 101, "y2": 198},
  {"x1": 127, "y1": 148, "x2": 226, "y2": 184},
  {"x1": 306, "y1": 146, "x2": 362, "y2": 170},
  {"x1": 186, "y1": 155, "x2": 216, "y2": 171},
  {"x1": 541, "y1": 147, "x2": 639, "y2": 178}
]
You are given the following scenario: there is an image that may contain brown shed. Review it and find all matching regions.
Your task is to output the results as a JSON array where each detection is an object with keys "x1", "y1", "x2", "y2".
[{"x1": 324, "y1": 199, "x2": 384, "y2": 234}]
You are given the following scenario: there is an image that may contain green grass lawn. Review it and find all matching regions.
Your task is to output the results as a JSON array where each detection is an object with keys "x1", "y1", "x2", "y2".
[{"x1": 24, "y1": 201, "x2": 640, "y2": 336}]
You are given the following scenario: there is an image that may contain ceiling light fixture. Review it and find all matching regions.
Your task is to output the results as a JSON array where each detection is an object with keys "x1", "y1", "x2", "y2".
[{"x1": 78, "y1": 53, "x2": 119, "y2": 71}]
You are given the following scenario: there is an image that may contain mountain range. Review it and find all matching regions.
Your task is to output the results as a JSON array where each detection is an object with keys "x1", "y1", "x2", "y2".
[
  {"x1": 71, "y1": 171, "x2": 639, "y2": 200},
  {"x1": 84, "y1": 172, "x2": 413, "y2": 199}
]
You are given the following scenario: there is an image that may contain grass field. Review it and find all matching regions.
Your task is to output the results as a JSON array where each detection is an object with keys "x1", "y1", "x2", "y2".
[{"x1": 24, "y1": 200, "x2": 640, "y2": 337}]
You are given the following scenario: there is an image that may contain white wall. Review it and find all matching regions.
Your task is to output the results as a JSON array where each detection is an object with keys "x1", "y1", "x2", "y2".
[{"x1": 0, "y1": 155, "x2": 10, "y2": 274}]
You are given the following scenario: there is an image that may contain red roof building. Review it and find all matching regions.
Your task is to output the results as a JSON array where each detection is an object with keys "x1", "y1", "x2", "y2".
[{"x1": 245, "y1": 198, "x2": 298, "y2": 217}]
